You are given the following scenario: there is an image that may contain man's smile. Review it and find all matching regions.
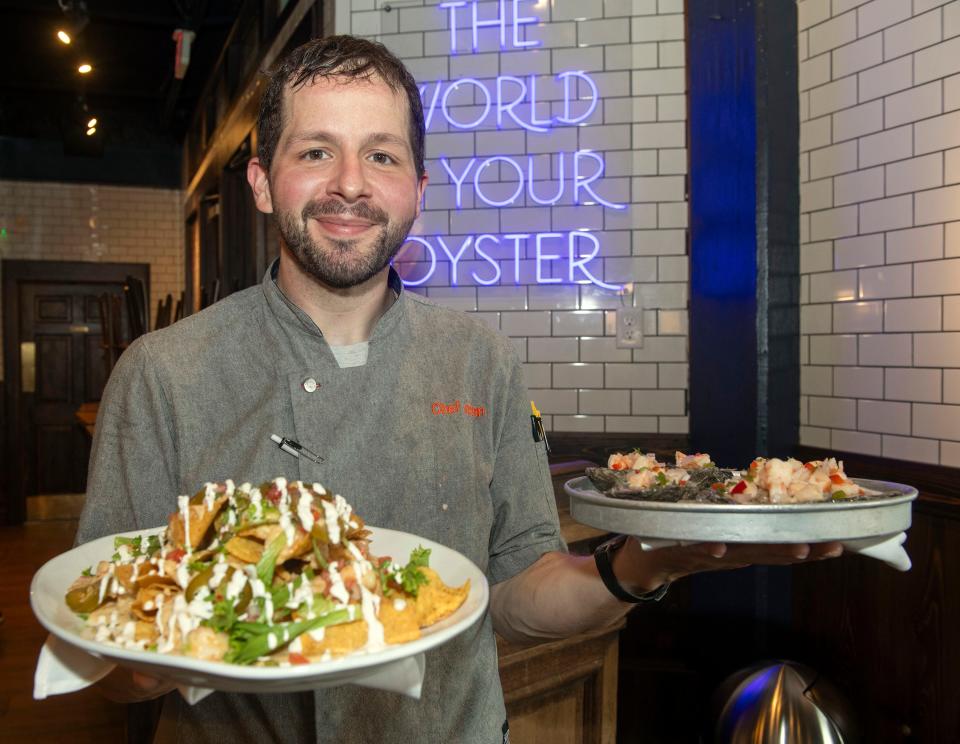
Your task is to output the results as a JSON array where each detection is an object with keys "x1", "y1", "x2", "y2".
[{"x1": 312, "y1": 215, "x2": 377, "y2": 238}]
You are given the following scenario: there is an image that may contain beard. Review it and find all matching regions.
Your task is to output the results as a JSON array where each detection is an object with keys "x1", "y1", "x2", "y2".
[{"x1": 276, "y1": 198, "x2": 415, "y2": 289}]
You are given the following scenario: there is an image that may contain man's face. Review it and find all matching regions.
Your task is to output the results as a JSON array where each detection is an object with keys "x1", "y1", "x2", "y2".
[{"x1": 248, "y1": 74, "x2": 427, "y2": 289}]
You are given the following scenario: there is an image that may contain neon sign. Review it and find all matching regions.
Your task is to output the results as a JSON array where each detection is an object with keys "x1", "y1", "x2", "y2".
[{"x1": 396, "y1": 0, "x2": 625, "y2": 291}]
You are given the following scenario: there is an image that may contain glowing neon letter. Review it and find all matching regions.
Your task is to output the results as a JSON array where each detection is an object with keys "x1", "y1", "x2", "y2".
[
  {"x1": 473, "y1": 234, "x2": 502, "y2": 285},
  {"x1": 472, "y1": 0, "x2": 506, "y2": 51},
  {"x1": 419, "y1": 81, "x2": 443, "y2": 130},
  {"x1": 527, "y1": 74, "x2": 552, "y2": 129},
  {"x1": 528, "y1": 152, "x2": 564, "y2": 206},
  {"x1": 502, "y1": 233, "x2": 529, "y2": 283},
  {"x1": 395, "y1": 236, "x2": 437, "y2": 287},
  {"x1": 440, "y1": 157, "x2": 476, "y2": 209},
  {"x1": 474, "y1": 156, "x2": 524, "y2": 208},
  {"x1": 556, "y1": 71, "x2": 599, "y2": 125},
  {"x1": 569, "y1": 231, "x2": 621, "y2": 290},
  {"x1": 536, "y1": 232, "x2": 563, "y2": 284},
  {"x1": 496, "y1": 76, "x2": 548, "y2": 133},
  {"x1": 437, "y1": 235, "x2": 474, "y2": 285},
  {"x1": 439, "y1": 1, "x2": 468, "y2": 52},
  {"x1": 573, "y1": 150, "x2": 626, "y2": 210},
  {"x1": 512, "y1": 0, "x2": 540, "y2": 48},
  {"x1": 442, "y1": 78, "x2": 491, "y2": 129}
]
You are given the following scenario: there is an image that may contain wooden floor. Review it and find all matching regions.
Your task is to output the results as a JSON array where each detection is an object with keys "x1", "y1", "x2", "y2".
[{"x1": 0, "y1": 520, "x2": 126, "y2": 743}]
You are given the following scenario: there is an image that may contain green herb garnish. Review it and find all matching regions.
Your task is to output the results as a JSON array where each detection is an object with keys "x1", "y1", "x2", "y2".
[
  {"x1": 256, "y1": 531, "x2": 287, "y2": 586},
  {"x1": 397, "y1": 546, "x2": 431, "y2": 597}
]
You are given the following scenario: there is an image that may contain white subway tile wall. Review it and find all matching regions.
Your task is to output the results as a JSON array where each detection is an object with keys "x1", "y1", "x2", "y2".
[
  {"x1": 799, "y1": 0, "x2": 960, "y2": 464},
  {"x1": 0, "y1": 180, "x2": 185, "y2": 382},
  {"x1": 343, "y1": 0, "x2": 688, "y2": 433}
]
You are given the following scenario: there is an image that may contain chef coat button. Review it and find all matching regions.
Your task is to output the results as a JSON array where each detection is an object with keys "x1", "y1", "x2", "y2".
[
  {"x1": 441, "y1": 503, "x2": 448, "y2": 511},
  {"x1": 302, "y1": 377, "x2": 318, "y2": 393}
]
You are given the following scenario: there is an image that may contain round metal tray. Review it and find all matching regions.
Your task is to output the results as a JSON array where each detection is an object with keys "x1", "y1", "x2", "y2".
[{"x1": 565, "y1": 476, "x2": 917, "y2": 543}]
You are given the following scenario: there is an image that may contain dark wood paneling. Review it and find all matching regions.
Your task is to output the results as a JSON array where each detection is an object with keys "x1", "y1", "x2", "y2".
[
  {"x1": 35, "y1": 335, "x2": 71, "y2": 402},
  {"x1": 790, "y1": 446, "x2": 960, "y2": 743},
  {"x1": 791, "y1": 504, "x2": 959, "y2": 743},
  {"x1": 35, "y1": 297, "x2": 69, "y2": 322}
]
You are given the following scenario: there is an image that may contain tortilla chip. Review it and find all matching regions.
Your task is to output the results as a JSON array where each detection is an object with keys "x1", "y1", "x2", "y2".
[
  {"x1": 299, "y1": 620, "x2": 368, "y2": 657},
  {"x1": 378, "y1": 597, "x2": 421, "y2": 644},
  {"x1": 412, "y1": 567, "x2": 470, "y2": 628},
  {"x1": 168, "y1": 496, "x2": 227, "y2": 549}
]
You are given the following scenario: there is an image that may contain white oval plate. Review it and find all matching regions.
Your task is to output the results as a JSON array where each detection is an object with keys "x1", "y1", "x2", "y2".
[
  {"x1": 31, "y1": 526, "x2": 489, "y2": 693},
  {"x1": 565, "y1": 477, "x2": 917, "y2": 543}
]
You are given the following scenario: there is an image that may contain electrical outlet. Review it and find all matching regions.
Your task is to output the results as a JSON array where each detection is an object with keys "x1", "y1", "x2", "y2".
[{"x1": 616, "y1": 307, "x2": 644, "y2": 348}]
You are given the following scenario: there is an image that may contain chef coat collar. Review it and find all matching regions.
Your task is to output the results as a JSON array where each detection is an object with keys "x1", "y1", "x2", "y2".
[{"x1": 261, "y1": 258, "x2": 407, "y2": 344}]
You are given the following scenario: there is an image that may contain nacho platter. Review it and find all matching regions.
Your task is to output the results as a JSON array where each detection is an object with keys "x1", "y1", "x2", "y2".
[{"x1": 31, "y1": 526, "x2": 488, "y2": 693}]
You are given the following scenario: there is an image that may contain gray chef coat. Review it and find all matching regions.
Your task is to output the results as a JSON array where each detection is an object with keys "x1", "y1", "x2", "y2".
[{"x1": 77, "y1": 263, "x2": 564, "y2": 743}]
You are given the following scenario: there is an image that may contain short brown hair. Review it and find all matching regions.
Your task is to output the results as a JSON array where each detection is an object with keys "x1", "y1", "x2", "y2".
[{"x1": 256, "y1": 35, "x2": 425, "y2": 178}]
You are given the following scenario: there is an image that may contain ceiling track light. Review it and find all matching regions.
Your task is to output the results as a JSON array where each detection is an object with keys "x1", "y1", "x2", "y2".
[
  {"x1": 87, "y1": 117, "x2": 97, "y2": 128},
  {"x1": 57, "y1": 0, "x2": 89, "y2": 45},
  {"x1": 78, "y1": 63, "x2": 92, "y2": 74},
  {"x1": 86, "y1": 127, "x2": 97, "y2": 136}
]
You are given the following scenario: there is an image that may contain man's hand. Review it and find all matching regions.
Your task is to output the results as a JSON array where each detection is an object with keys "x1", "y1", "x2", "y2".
[
  {"x1": 96, "y1": 666, "x2": 175, "y2": 703},
  {"x1": 612, "y1": 538, "x2": 845, "y2": 595}
]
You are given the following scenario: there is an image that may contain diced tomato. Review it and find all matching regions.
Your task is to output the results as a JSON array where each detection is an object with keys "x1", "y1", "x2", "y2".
[
  {"x1": 711, "y1": 483, "x2": 725, "y2": 491},
  {"x1": 804, "y1": 462, "x2": 816, "y2": 471},
  {"x1": 311, "y1": 507, "x2": 321, "y2": 521},
  {"x1": 829, "y1": 473, "x2": 846, "y2": 485},
  {"x1": 265, "y1": 488, "x2": 281, "y2": 505},
  {"x1": 167, "y1": 548, "x2": 186, "y2": 563},
  {"x1": 288, "y1": 653, "x2": 310, "y2": 665},
  {"x1": 730, "y1": 480, "x2": 748, "y2": 495},
  {"x1": 611, "y1": 462, "x2": 624, "y2": 470}
]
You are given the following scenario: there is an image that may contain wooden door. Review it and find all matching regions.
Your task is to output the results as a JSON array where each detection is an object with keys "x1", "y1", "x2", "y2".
[
  {"x1": 19, "y1": 282, "x2": 122, "y2": 495},
  {"x1": 2, "y1": 260, "x2": 150, "y2": 524}
]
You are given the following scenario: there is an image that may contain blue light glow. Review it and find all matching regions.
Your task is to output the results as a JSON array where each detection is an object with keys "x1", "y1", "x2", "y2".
[
  {"x1": 415, "y1": 3, "x2": 627, "y2": 292},
  {"x1": 394, "y1": 231, "x2": 622, "y2": 291},
  {"x1": 475, "y1": 157, "x2": 525, "y2": 207},
  {"x1": 439, "y1": 0, "x2": 541, "y2": 53},
  {"x1": 442, "y1": 78, "x2": 491, "y2": 129},
  {"x1": 420, "y1": 72, "x2": 597, "y2": 133}
]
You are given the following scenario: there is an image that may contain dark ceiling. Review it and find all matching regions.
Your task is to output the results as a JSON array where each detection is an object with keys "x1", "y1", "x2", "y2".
[{"x1": 0, "y1": 0, "x2": 244, "y2": 184}]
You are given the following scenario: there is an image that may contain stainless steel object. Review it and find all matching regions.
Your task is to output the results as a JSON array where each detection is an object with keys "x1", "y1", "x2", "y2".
[
  {"x1": 564, "y1": 477, "x2": 917, "y2": 543},
  {"x1": 711, "y1": 662, "x2": 858, "y2": 743}
]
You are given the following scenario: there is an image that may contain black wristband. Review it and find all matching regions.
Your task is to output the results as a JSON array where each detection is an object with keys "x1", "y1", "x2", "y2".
[{"x1": 594, "y1": 534, "x2": 670, "y2": 603}]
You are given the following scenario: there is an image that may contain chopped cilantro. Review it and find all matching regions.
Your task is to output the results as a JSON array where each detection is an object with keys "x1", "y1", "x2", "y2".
[
  {"x1": 397, "y1": 546, "x2": 431, "y2": 597},
  {"x1": 656, "y1": 472, "x2": 668, "y2": 486},
  {"x1": 81, "y1": 566, "x2": 93, "y2": 577}
]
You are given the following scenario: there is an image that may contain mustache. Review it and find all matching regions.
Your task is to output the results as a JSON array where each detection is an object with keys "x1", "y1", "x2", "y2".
[{"x1": 301, "y1": 199, "x2": 388, "y2": 225}]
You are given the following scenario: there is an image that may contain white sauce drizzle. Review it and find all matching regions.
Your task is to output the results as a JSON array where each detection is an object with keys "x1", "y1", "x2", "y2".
[{"x1": 177, "y1": 495, "x2": 192, "y2": 554}]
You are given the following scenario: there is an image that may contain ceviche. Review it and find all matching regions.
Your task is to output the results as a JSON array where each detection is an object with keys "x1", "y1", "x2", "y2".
[
  {"x1": 587, "y1": 451, "x2": 894, "y2": 505},
  {"x1": 64, "y1": 478, "x2": 469, "y2": 666}
]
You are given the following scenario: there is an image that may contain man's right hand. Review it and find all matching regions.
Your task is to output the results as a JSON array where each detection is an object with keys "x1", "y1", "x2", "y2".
[{"x1": 96, "y1": 666, "x2": 175, "y2": 703}]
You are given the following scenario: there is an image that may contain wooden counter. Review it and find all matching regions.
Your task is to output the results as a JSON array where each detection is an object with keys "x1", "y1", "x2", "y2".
[{"x1": 493, "y1": 460, "x2": 622, "y2": 744}]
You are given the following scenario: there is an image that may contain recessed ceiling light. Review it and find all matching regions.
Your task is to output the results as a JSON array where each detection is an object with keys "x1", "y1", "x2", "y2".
[
  {"x1": 78, "y1": 63, "x2": 92, "y2": 74},
  {"x1": 57, "y1": 30, "x2": 72, "y2": 44}
]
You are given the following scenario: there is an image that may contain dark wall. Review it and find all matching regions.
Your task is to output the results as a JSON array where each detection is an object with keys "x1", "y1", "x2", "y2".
[{"x1": 0, "y1": 136, "x2": 181, "y2": 188}]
